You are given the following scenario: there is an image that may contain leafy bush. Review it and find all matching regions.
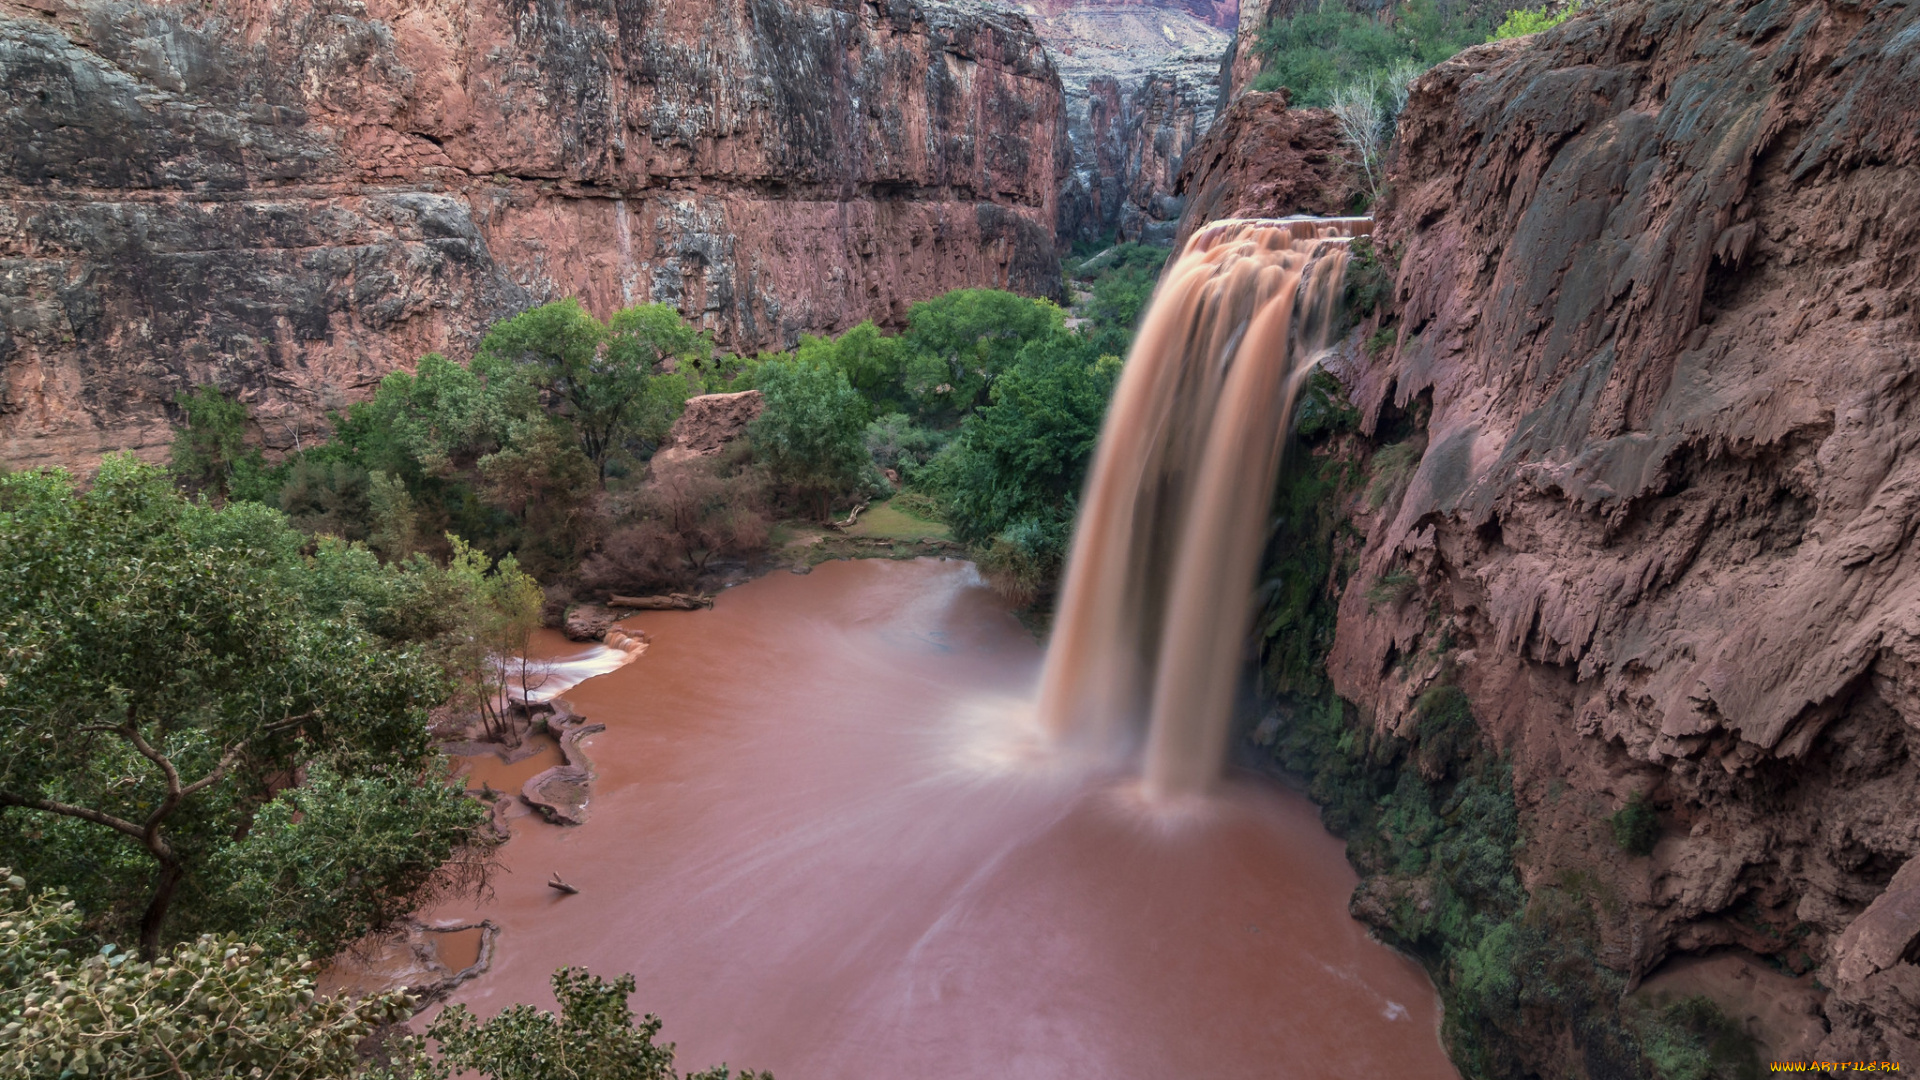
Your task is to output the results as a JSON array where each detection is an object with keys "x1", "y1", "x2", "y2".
[
  {"x1": 0, "y1": 871, "x2": 417, "y2": 1079},
  {"x1": 1253, "y1": 0, "x2": 1495, "y2": 109},
  {"x1": 419, "y1": 967, "x2": 769, "y2": 1080},
  {"x1": 929, "y1": 332, "x2": 1121, "y2": 589},
  {"x1": 1610, "y1": 792, "x2": 1661, "y2": 856},
  {"x1": 209, "y1": 765, "x2": 493, "y2": 958},
  {"x1": 863, "y1": 413, "x2": 948, "y2": 483},
  {"x1": 750, "y1": 360, "x2": 870, "y2": 519},
  {"x1": 1491, "y1": 2, "x2": 1580, "y2": 40}
]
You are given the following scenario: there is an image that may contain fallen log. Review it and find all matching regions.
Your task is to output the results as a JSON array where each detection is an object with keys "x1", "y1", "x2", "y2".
[
  {"x1": 827, "y1": 500, "x2": 870, "y2": 532},
  {"x1": 606, "y1": 592, "x2": 712, "y2": 610}
]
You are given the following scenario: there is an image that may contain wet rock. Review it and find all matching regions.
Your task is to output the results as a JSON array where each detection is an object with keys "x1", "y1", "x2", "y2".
[
  {"x1": 0, "y1": 0, "x2": 1068, "y2": 470},
  {"x1": 563, "y1": 603, "x2": 621, "y2": 642}
]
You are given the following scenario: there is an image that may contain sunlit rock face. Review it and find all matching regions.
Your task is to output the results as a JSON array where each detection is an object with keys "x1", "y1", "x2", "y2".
[
  {"x1": 1295, "y1": 0, "x2": 1920, "y2": 1064},
  {"x1": 0, "y1": 0, "x2": 1067, "y2": 468}
]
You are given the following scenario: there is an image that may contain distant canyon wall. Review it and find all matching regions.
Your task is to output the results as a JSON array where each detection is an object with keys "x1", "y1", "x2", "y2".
[
  {"x1": 1322, "y1": 0, "x2": 1920, "y2": 1064},
  {"x1": 0, "y1": 0, "x2": 1067, "y2": 468}
]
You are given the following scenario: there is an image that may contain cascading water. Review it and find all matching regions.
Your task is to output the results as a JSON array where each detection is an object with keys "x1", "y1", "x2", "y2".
[{"x1": 1039, "y1": 217, "x2": 1370, "y2": 798}]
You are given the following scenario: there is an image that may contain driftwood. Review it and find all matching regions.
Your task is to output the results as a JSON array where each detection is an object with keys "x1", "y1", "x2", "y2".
[
  {"x1": 827, "y1": 501, "x2": 870, "y2": 532},
  {"x1": 547, "y1": 872, "x2": 579, "y2": 895},
  {"x1": 606, "y1": 592, "x2": 712, "y2": 610}
]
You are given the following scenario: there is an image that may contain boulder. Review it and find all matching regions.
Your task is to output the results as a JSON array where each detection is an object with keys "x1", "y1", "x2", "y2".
[
  {"x1": 651, "y1": 391, "x2": 765, "y2": 468},
  {"x1": 563, "y1": 603, "x2": 622, "y2": 642}
]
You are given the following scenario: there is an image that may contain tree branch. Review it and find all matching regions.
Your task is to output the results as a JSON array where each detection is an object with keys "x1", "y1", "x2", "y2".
[{"x1": 0, "y1": 788, "x2": 145, "y2": 841}]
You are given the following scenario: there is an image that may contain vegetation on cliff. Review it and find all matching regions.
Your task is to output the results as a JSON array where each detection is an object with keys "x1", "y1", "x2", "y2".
[{"x1": 1254, "y1": 370, "x2": 1759, "y2": 1080}]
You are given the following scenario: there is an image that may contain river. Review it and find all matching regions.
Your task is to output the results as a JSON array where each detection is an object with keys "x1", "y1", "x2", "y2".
[{"x1": 408, "y1": 557, "x2": 1458, "y2": 1078}]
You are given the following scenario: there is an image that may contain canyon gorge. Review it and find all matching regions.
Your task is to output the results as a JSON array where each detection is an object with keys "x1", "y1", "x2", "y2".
[
  {"x1": 12, "y1": 0, "x2": 1920, "y2": 1076},
  {"x1": 0, "y1": 0, "x2": 1069, "y2": 467}
]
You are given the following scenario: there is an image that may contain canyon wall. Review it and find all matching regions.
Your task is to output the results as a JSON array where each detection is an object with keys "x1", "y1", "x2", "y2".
[
  {"x1": 1320, "y1": 0, "x2": 1920, "y2": 1065},
  {"x1": 1170, "y1": 88, "x2": 1353, "y2": 246},
  {"x1": 1059, "y1": 46, "x2": 1219, "y2": 243},
  {"x1": 0, "y1": 0, "x2": 1067, "y2": 468}
]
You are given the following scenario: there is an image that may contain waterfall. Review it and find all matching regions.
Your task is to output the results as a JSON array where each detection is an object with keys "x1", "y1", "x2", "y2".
[{"x1": 1039, "y1": 217, "x2": 1369, "y2": 798}]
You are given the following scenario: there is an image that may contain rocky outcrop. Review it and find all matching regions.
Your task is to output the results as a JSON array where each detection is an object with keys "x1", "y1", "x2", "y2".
[
  {"x1": 1170, "y1": 90, "x2": 1354, "y2": 246},
  {"x1": 998, "y1": 1, "x2": 1229, "y2": 244},
  {"x1": 1317, "y1": 0, "x2": 1920, "y2": 1065},
  {"x1": 0, "y1": 0, "x2": 1067, "y2": 469},
  {"x1": 652, "y1": 389, "x2": 764, "y2": 467},
  {"x1": 1060, "y1": 46, "x2": 1220, "y2": 242}
]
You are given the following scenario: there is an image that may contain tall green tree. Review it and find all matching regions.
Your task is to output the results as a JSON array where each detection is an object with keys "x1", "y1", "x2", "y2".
[
  {"x1": 0, "y1": 457, "x2": 487, "y2": 957},
  {"x1": 749, "y1": 360, "x2": 870, "y2": 520},
  {"x1": 929, "y1": 331, "x2": 1121, "y2": 595},
  {"x1": 480, "y1": 300, "x2": 708, "y2": 484},
  {"x1": 899, "y1": 290, "x2": 1066, "y2": 418},
  {"x1": 167, "y1": 385, "x2": 273, "y2": 504}
]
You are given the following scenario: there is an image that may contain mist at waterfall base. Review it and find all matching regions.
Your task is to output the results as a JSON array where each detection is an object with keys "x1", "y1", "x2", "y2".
[{"x1": 386, "y1": 219, "x2": 1455, "y2": 1077}]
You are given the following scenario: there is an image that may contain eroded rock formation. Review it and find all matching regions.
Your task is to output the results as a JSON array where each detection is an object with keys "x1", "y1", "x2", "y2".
[
  {"x1": 991, "y1": 0, "x2": 1229, "y2": 244},
  {"x1": 1059, "y1": 46, "x2": 1220, "y2": 242},
  {"x1": 1322, "y1": 0, "x2": 1920, "y2": 1063},
  {"x1": 0, "y1": 0, "x2": 1067, "y2": 469},
  {"x1": 1170, "y1": 88, "x2": 1354, "y2": 246}
]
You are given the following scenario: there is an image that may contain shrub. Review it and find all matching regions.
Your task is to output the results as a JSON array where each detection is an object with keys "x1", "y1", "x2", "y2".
[
  {"x1": 750, "y1": 360, "x2": 870, "y2": 519},
  {"x1": 863, "y1": 413, "x2": 948, "y2": 482},
  {"x1": 1365, "y1": 568, "x2": 1418, "y2": 608},
  {"x1": 1610, "y1": 792, "x2": 1660, "y2": 856},
  {"x1": 1491, "y1": 2, "x2": 1581, "y2": 40},
  {"x1": 1365, "y1": 439, "x2": 1423, "y2": 510},
  {"x1": 1343, "y1": 235, "x2": 1395, "y2": 318}
]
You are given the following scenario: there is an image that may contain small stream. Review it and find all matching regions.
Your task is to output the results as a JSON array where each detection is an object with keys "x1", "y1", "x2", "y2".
[{"x1": 394, "y1": 557, "x2": 1458, "y2": 1078}]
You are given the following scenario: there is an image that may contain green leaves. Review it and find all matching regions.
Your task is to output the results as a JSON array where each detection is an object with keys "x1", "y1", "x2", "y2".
[
  {"x1": 0, "y1": 459, "x2": 467, "y2": 954},
  {"x1": 0, "y1": 870, "x2": 416, "y2": 1080},
  {"x1": 749, "y1": 360, "x2": 870, "y2": 519},
  {"x1": 423, "y1": 967, "x2": 770, "y2": 1080}
]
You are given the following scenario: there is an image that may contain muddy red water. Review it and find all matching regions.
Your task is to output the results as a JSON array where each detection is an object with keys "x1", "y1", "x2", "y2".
[{"x1": 414, "y1": 558, "x2": 1457, "y2": 1079}]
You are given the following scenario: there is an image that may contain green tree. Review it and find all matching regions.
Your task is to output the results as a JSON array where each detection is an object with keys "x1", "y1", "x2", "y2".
[
  {"x1": 167, "y1": 385, "x2": 273, "y2": 504},
  {"x1": 749, "y1": 360, "x2": 870, "y2": 519},
  {"x1": 0, "y1": 871, "x2": 418, "y2": 1080},
  {"x1": 794, "y1": 321, "x2": 906, "y2": 413},
  {"x1": 899, "y1": 290, "x2": 1065, "y2": 417},
  {"x1": 444, "y1": 537, "x2": 546, "y2": 745},
  {"x1": 0, "y1": 458, "x2": 482, "y2": 957},
  {"x1": 480, "y1": 301, "x2": 707, "y2": 484},
  {"x1": 929, "y1": 332, "x2": 1121, "y2": 594},
  {"x1": 208, "y1": 765, "x2": 492, "y2": 958},
  {"x1": 422, "y1": 967, "x2": 770, "y2": 1080}
]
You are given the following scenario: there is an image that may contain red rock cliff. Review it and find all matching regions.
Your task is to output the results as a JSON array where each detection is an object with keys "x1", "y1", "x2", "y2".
[
  {"x1": 0, "y1": 0, "x2": 1068, "y2": 468},
  {"x1": 1327, "y1": 0, "x2": 1920, "y2": 1062}
]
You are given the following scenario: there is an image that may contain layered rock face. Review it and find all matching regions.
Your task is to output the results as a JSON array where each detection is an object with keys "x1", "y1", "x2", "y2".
[
  {"x1": 1059, "y1": 46, "x2": 1219, "y2": 242},
  {"x1": 0, "y1": 0, "x2": 1067, "y2": 468},
  {"x1": 990, "y1": 0, "x2": 1228, "y2": 244},
  {"x1": 1325, "y1": 0, "x2": 1920, "y2": 1062}
]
